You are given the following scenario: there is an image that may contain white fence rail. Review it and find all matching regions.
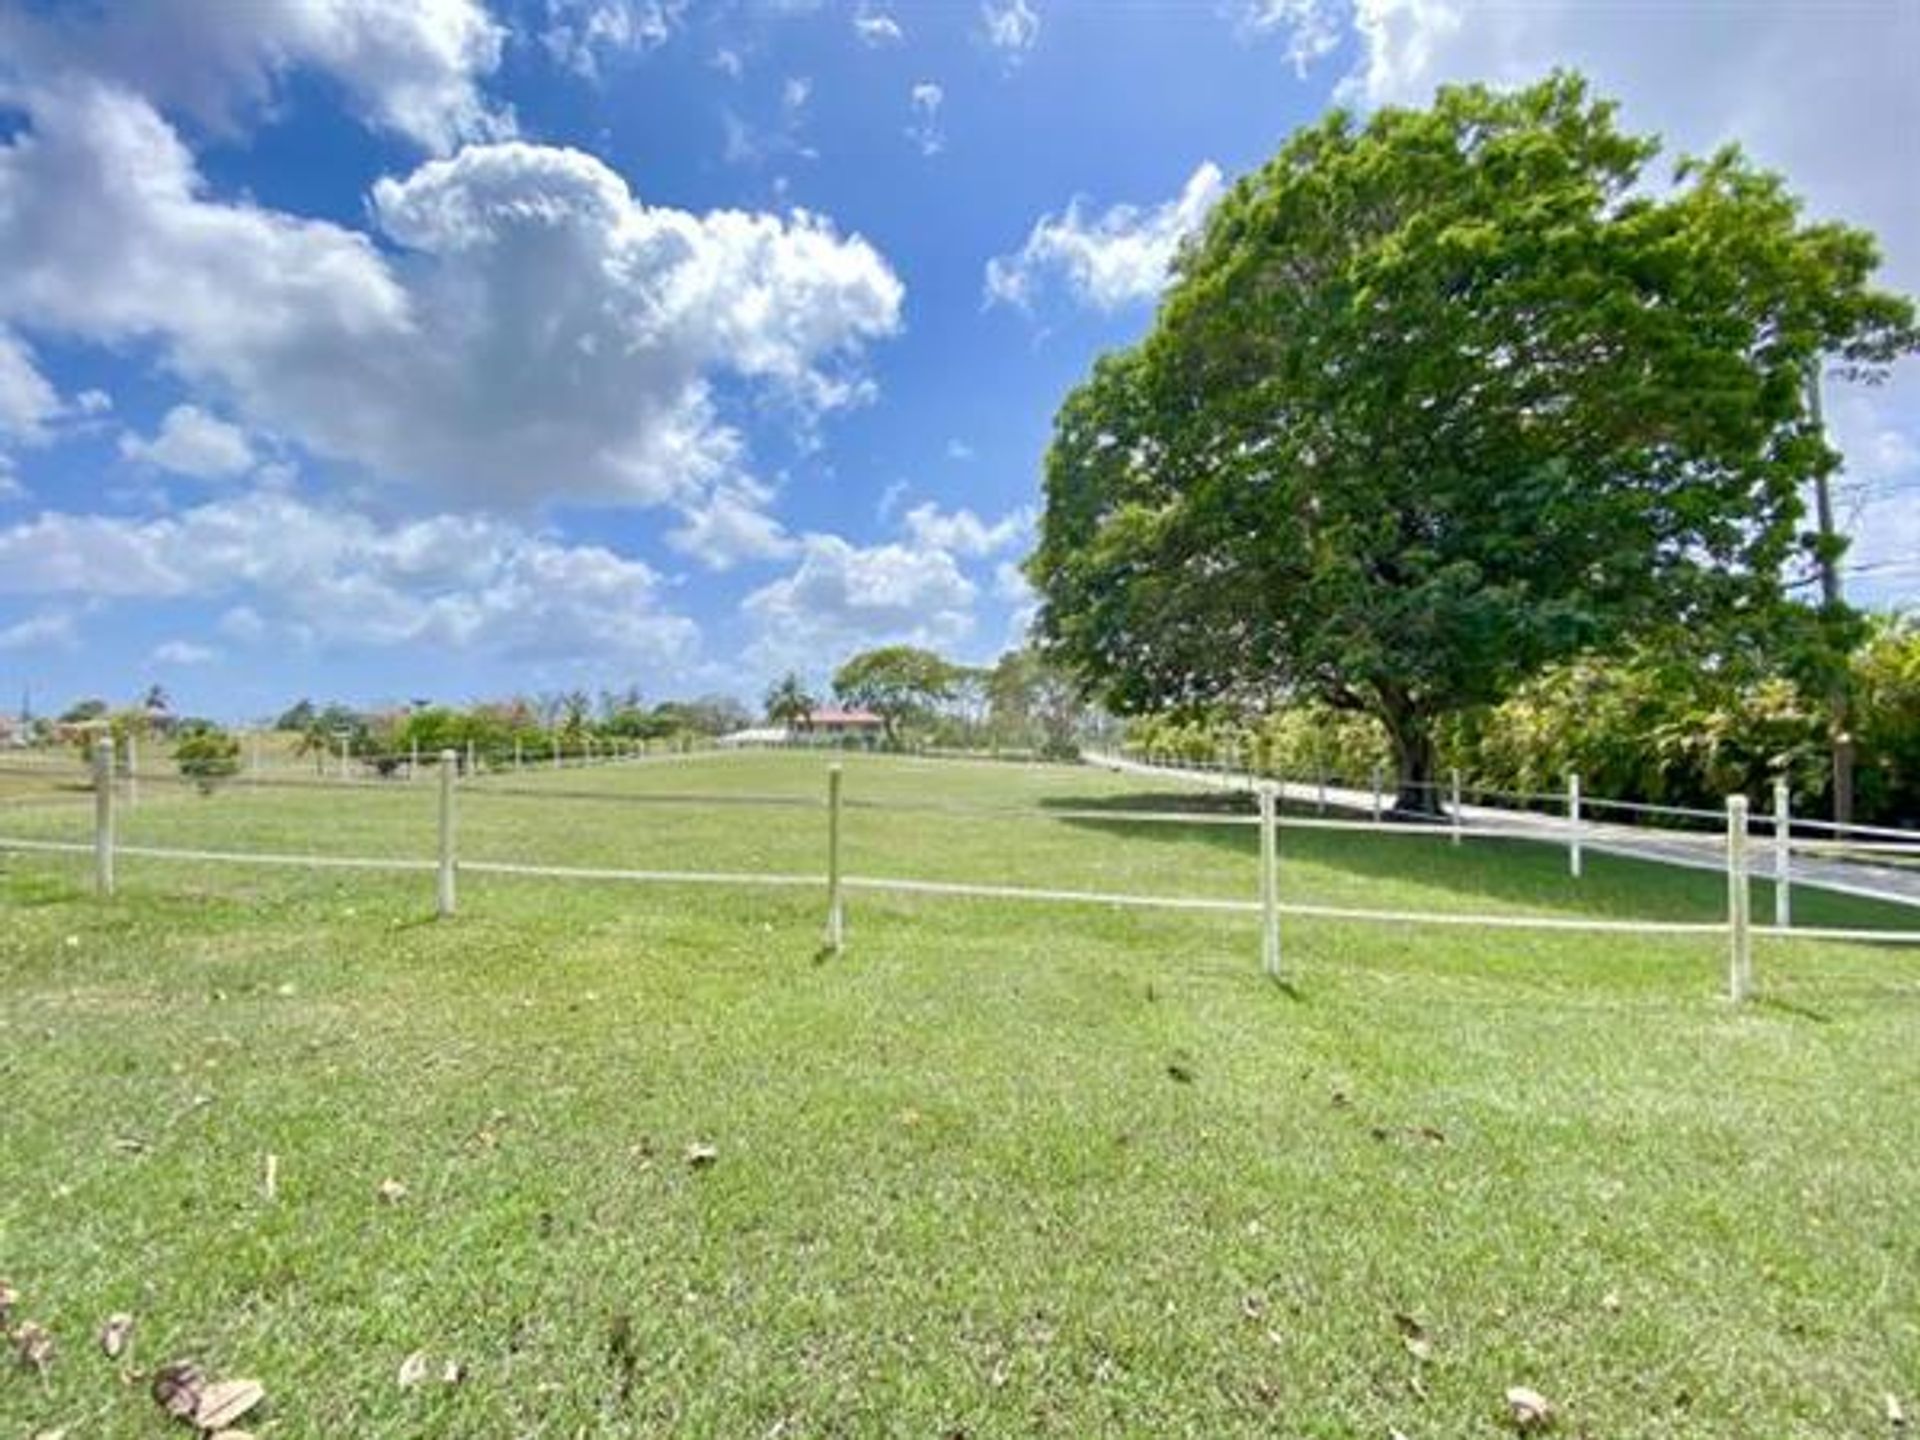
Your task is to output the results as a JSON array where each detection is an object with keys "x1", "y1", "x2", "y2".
[{"x1": 5, "y1": 745, "x2": 1920, "y2": 1005}]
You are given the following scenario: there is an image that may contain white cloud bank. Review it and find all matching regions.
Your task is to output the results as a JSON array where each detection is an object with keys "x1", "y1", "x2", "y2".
[
  {"x1": 0, "y1": 490, "x2": 698, "y2": 666},
  {"x1": 119, "y1": 405, "x2": 256, "y2": 481},
  {"x1": 0, "y1": 0, "x2": 507, "y2": 153},
  {"x1": 985, "y1": 162, "x2": 1226, "y2": 311},
  {"x1": 0, "y1": 81, "x2": 903, "y2": 552}
]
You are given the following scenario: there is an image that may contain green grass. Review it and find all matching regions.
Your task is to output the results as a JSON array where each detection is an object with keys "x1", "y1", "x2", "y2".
[{"x1": 1, "y1": 751, "x2": 1915, "y2": 1436}]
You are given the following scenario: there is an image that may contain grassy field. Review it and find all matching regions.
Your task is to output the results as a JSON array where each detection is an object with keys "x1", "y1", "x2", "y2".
[{"x1": 1, "y1": 751, "x2": 1915, "y2": 1436}]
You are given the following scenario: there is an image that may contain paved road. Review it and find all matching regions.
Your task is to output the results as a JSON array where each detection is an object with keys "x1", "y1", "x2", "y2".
[{"x1": 1085, "y1": 752, "x2": 1920, "y2": 913}]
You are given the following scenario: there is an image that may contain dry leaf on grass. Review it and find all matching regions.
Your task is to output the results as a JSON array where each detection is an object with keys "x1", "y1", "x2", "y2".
[
  {"x1": 99, "y1": 1312, "x2": 135, "y2": 1359},
  {"x1": 377, "y1": 1177, "x2": 408, "y2": 1204},
  {"x1": 1393, "y1": 1313, "x2": 1432, "y2": 1363},
  {"x1": 1505, "y1": 1385, "x2": 1554, "y2": 1430},
  {"x1": 194, "y1": 1377, "x2": 265, "y2": 1431},
  {"x1": 151, "y1": 1360, "x2": 204, "y2": 1420},
  {"x1": 684, "y1": 1142, "x2": 718, "y2": 1169},
  {"x1": 398, "y1": 1350, "x2": 430, "y2": 1388},
  {"x1": 13, "y1": 1320, "x2": 54, "y2": 1374},
  {"x1": 1889, "y1": 1393, "x2": 1907, "y2": 1430}
]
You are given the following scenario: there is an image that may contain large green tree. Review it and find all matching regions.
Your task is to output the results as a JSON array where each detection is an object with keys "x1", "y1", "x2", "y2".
[
  {"x1": 832, "y1": 645, "x2": 958, "y2": 743},
  {"x1": 1028, "y1": 74, "x2": 1914, "y2": 811}
]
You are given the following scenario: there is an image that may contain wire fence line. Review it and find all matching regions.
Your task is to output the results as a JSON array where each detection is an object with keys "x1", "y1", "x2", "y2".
[{"x1": 3, "y1": 743, "x2": 1919, "y2": 1007}]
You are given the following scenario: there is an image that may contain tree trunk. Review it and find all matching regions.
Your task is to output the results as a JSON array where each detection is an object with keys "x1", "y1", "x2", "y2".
[{"x1": 1379, "y1": 700, "x2": 1441, "y2": 816}]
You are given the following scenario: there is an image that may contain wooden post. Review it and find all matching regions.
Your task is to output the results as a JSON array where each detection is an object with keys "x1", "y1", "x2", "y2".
[
  {"x1": 825, "y1": 764, "x2": 845, "y2": 953},
  {"x1": 1449, "y1": 767, "x2": 1462, "y2": 848},
  {"x1": 1370, "y1": 763, "x2": 1383, "y2": 823},
  {"x1": 437, "y1": 750, "x2": 458, "y2": 919},
  {"x1": 1258, "y1": 783, "x2": 1280, "y2": 980},
  {"x1": 1568, "y1": 772, "x2": 1583, "y2": 879},
  {"x1": 92, "y1": 737, "x2": 115, "y2": 898},
  {"x1": 1726, "y1": 795, "x2": 1751, "y2": 1002},
  {"x1": 1773, "y1": 777, "x2": 1791, "y2": 930}
]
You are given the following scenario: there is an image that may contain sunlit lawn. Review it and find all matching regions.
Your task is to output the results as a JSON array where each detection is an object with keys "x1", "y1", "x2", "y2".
[{"x1": 1, "y1": 750, "x2": 1915, "y2": 1436}]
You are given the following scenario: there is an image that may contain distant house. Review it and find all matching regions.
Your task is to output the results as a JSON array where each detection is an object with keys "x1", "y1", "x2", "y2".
[{"x1": 794, "y1": 706, "x2": 886, "y2": 746}]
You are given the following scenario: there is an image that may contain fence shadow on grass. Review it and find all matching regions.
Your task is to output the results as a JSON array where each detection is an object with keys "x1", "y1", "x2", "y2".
[{"x1": 1034, "y1": 790, "x2": 1917, "y2": 935}]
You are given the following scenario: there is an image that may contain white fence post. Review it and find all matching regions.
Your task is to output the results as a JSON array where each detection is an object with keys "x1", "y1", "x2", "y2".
[
  {"x1": 1449, "y1": 767, "x2": 1462, "y2": 847},
  {"x1": 126, "y1": 732, "x2": 140, "y2": 809},
  {"x1": 825, "y1": 763, "x2": 845, "y2": 954},
  {"x1": 1726, "y1": 795, "x2": 1751, "y2": 1003},
  {"x1": 93, "y1": 737, "x2": 116, "y2": 898},
  {"x1": 1567, "y1": 772, "x2": 1582, "y2": 879},
  {"x1": 1773, "y1": 777, "x2": 1791, "y2": 930},
  {"x1": 1258, "y1": 783, "x2": 1281, "y2": 980},
  {"x1": 437, "y1": 750, "x2": 458, "y2": 919},
  {"x1": 1370, "y1": 763, "x2": 1384, "y2": 823}
]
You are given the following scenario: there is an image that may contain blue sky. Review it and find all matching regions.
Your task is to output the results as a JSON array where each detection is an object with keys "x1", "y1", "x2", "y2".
[{"x1": 1, "y1": 0, "x2": 1916, "y2": 722}]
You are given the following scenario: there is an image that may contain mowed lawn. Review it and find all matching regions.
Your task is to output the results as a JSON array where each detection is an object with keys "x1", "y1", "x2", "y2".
[{"x1": 1, "y1": 751, "x2": 1916, "y2": 1436}]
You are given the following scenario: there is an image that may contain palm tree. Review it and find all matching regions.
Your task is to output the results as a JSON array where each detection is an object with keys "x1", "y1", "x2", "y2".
[{"x1": 764, "y1": 672, "x2": 816, "y2": 729}]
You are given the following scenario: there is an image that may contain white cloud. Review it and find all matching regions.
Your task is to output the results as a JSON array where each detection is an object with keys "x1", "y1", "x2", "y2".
[
  {"x1": 744, "y1": 534, "x2": 977, "y2": 669},
  {"x1": 901, "y1": 501, "x2": 1031, "y2": 558},
  {"x1": 0, "y1": 83, "x2": 902, "y2": 544},
  {"x1": 980, "y1": 0, "x2": 1040, "y2": 60},
  {"x1": 0, "y1": 327, "x2": 63, "y2": 444},
  {"x1": 711, "y1": 48, "x2": 744, "y2": 80},
  {"x1": 854, "y1": 10, "x2": 905, "y2": 46},
  {"x1": 0, "y1": 609, "x2": 76, "y2": 652},
  {"x1": 542, "y1": 1, "x2": 686, "y2": 79},
  {"x1": 667, "y1": 483, "x2": 800, "y2": 571},
  {"x1": 0, "y1": 0, "x2": 506, "y2": 153},
  {"x1": 151, "y1": 639, "x2": 219, "y2": 666},
  {"x1": 119, "y1": 404, "x2": 256, "y2": 480},
  {"x1": 218, "y1": 605, "x2": 267, "y2": 642},
  {"x1": 985, "y1": 162, "x2": 1226, "y2": 311},
  {"x1": 0, "y1": 490, "x2": 700, "y2": 665},
  {"x1": 0, "y1": 457, "x2": 23, "y2": 502},
  {"x1": 907, "y1": 82, "x2": 945, "y2": 157},
  {"x1": 946, "y1": 438, "x2": 974, "y2": 461},
  {"x1": 1236, "y1": 0, "x2": 1346, "y2": 75}
]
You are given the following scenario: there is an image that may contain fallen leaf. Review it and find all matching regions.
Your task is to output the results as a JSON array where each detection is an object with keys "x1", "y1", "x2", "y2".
[
  {"x1": 194, "y1": 1378, "x2": 265, "y2": 1431},
  {"x1": 100, "y1": 1312, "x2": 135, "y2": 1359},
  {"x1": 1600, "y1": 1291, "x2": 1622, "y2": 1314},
  {"x1": 398, "y1": 1350, "x2": 430, "y2": 1388},
  {"x1": 13, "y1": 1320, "x2": 54, "y2": 1374},
  {"x1": 151, "y1": 1360, "x2": 205, "y2": 1420},
  {"x1": 1240, "y1": 1293, "x2": 1265, "y2": 1321},
  {"x1": 377, "y1": 1177, "x2": 408, "y2": 1204},
  {"x1": 208, "y1": 1432, "x2": 256, "y2": 1440},
  {"x1": 1506, "y1": 1385, "x2": 1554, "y2": 1430},
  {"x1": 1413, "y1": 1126, "x2": 1447, "y2": 1145},
  {"x1": 441, "y1": 1359, "x2": 465, "y2": 1385},
  {"x1": 1889, "y1": 1393, "x2": 1907, "y2": 1430},
  {"x1": 1166, "y1": 1062, "x2": 1195, "y2": 1084},
  {"x1": 263, "y1": 1154, "x2": 278, "y2": 1202},
  {"x1": 1394, "y1": 1312, "x2": 1433, "y2": 1363},
  {"x1": 1330, "y1": 1089, "x2": 1350, "y2": 1108},
  {"x1": 684, "y1": 1142, "x2": 718, "y2": 1169}
]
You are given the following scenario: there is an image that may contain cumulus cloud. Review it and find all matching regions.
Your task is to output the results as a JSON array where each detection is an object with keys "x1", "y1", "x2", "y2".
[
  {"x1": 985, "y1": 162, "x2": 1225, "y2": 311},
  {"x1": 0, "y1": 0, "x2": 506, "y2": 152},
  {"x1": 0, "y1": 609, "x2": 76, "y2": 652},
  {"x1": 907, "y1": 82, "x2": 946, "y2": 157},
  {"x1": 854, "y1": 9, "x2": 905, "y2": 46},
  {"x1": 0, "y1": 490, "x2": 699, "y2": 665},
  {"x1": 0, "y1": 327, "x2": 63, "y2": 444},
  {"x1": 900, "y1": 501, "x2": 1031, "y2": 557},
  {"x1": 151, "y1": 639, "x2": 219, "y2": 666},
  {"x1": 1236, "y1": 0, "x2": 1346, "y2": 74},
  {"x1": 980, "y1": 0, "x2": 1040, "y2": 60},
  {"x1": 667, "y1": 482, "x2": 800, "y2": 571},
  {"x1": 542, "y1": 0, "x2": 687, "y2": 79},
  {"x1": 119, "y1": 405, "x2": 256, "y2": 480},
  {"x1": 744, "y1": 534, "x2": 977, "y2": 669},
  {"x1": 0, "y1": 82, "x2": 902, "y2": 543}
]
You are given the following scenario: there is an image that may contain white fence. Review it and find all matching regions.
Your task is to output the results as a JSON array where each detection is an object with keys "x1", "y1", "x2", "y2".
[{"x1": 3, "y1": 741, "x2": 1919, "y2": 1006}]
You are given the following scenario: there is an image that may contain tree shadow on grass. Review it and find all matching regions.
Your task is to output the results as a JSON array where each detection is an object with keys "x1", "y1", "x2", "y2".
[{"x1": 1035, "y1": 791, "x2": 1920, "y2": 934}]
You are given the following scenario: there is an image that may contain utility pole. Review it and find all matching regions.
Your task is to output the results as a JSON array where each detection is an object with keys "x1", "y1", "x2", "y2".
[{"x1": 1806, "y1": 358, "x2": 1854, "y2": 827}]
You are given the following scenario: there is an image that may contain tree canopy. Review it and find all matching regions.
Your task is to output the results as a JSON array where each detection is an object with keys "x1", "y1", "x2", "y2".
[
  {"x1": 1027, "y1": 73, "x2": 1916, "y2": 809},
  {"x1": 832, "y1": 645, "x2": 959, "y2": 741}
]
